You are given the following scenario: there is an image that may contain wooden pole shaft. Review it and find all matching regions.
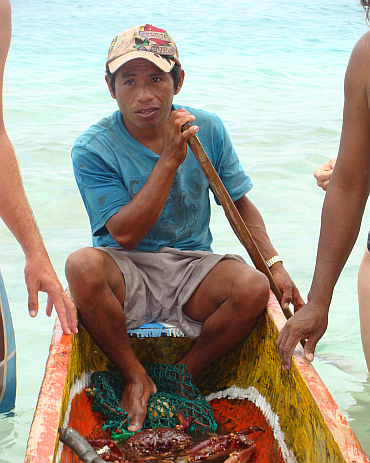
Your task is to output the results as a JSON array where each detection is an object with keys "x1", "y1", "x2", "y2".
[{"x1": 183, "y1": 123, "x2": 294, "y2": 321}]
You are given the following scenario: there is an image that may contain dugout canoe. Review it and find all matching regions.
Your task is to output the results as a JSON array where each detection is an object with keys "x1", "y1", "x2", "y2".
[{"x1": 24, "y1": 293, "x2": 369, "y2": 463}]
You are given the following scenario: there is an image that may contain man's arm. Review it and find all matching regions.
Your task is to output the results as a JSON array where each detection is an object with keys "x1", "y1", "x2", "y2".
[
  {"x1": 106, "y1": 109, "x2": 198, "y2": 248},
  {"x1": 234, "y1": 195, "x2": 304, "y2": 311},
  {"x1": 277, "y1": 31, "x2": 370, "y2": 370},
  {"x1": 0, "y1": 0, "x2": 77, "y2": 334}
]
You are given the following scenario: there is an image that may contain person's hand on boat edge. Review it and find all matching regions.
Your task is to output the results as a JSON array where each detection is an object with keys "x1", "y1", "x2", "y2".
[
  {"x1": 24, "y1": 250, "x2": 78, "y2": 335},
  {"x1": 276, "y1": 301, "x2": 328, "y2": 370},
  {"x1": 269, "y1": 262, "x2": 305, "y2": 312}
]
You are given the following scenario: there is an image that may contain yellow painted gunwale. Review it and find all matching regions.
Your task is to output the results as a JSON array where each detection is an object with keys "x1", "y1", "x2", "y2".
[{"x1": 24, "y1": 293, "x2": 369, "y2": 463}]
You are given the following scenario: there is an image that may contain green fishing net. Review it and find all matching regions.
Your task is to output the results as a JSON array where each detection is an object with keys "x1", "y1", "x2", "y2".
[{"x1": 86, "y1": 363, "x2": 217, "y2": 441}]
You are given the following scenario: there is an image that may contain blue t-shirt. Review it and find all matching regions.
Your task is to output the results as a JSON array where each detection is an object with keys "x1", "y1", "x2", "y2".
[{"x1": 72, "y1": 104, "x2": 253, "y2": 252}]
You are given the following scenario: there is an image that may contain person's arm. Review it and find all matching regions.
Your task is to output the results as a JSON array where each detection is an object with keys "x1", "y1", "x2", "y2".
[
  {"x1": 0, "y1": 0, "x2": 77, "y2": 334},
  {"x1": 106, "y1": 109, "x2": 198, "y2": 248},
  {"x1": 277, "y1": 31, "x2": 370, "y2": 370},
  {"x1": 234, "y1": 195, "x2": 304, "y2": 311}
]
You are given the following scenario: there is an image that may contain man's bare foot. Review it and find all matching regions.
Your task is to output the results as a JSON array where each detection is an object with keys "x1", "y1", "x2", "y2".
[{"x1": 120, "y1": 373, "x2": 157, "y2": 431}]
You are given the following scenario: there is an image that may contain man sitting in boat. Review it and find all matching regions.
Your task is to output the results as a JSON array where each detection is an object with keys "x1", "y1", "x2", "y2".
[{"x1": 65, "y1": 24, "x2": 304, "y2": 433}]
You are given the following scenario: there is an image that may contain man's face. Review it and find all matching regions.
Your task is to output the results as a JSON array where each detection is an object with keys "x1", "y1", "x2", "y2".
[{"x1": 106, "y1": 58, "x2": 184, "y2": 138}]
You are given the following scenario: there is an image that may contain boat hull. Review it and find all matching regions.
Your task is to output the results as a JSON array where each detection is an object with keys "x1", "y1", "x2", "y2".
[
  {"x1": 0, "y1": 270, "x2": 16, "y2": 413},
  {"x1": 24, "y1": 294, "x2": 369, "y2": 463}
]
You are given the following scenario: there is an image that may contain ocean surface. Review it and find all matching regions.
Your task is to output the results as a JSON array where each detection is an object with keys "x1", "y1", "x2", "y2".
[{"x1": 1, "y1": 0, "x2": 370, "y2": 460}]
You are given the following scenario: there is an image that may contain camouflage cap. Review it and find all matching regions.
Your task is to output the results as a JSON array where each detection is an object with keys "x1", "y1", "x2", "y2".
[{"x1": 106, "y1": 24, "x2": 181, "y2": 74}]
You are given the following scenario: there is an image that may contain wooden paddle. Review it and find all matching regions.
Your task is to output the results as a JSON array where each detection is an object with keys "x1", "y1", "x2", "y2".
[{"x1": 182, "y1": 123, "x2": 294, "y2": 322}]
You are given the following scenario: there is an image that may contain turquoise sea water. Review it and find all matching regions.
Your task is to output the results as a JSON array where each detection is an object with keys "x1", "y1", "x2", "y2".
[{"x1": 1, "y1": 0, "x2": 370, "y2": 460}]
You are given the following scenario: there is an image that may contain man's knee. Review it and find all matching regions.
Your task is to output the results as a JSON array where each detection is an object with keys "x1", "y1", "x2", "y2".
[
  {"x1": 65, "y1": 247, "x2": 106, "y2": 297},
  {"x1": 232, "y1": 268, "x2": 270, "y2": 317}
]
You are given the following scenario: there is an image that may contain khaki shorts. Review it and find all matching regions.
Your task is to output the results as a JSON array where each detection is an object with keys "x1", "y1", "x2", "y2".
[{"x1": 97, "y1": 246, "x2": 245, "y2": 339}]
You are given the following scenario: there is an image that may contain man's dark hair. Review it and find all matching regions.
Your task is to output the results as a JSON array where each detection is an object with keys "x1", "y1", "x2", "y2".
[
  {"x1": 106, "y1": 62, "x2": 182, "y2": 97},
  {"x1": 362, "y1": 0, "x2": 370, "y2": 22},
  {"x1": 106, "y1": 68, "x2": 117, "y2": 96},
  {"x1": 171, "y1": 63, "x2": 182, "y2": 92}
]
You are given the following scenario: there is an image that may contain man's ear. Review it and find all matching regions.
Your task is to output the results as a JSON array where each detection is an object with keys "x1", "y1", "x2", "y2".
[
  {"x1": 105, "y1": 75, "x2": 116, "y2": 99},
  {"x1": 174, "y1": 69, "x2": 185, "y2": 95}
]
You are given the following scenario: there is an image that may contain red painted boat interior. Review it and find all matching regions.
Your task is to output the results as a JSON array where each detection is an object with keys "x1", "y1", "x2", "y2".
[{"x1": 60, "y1": 391, "x2": 284, "y2": 463}]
